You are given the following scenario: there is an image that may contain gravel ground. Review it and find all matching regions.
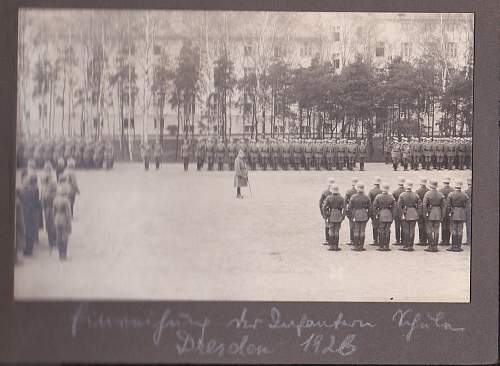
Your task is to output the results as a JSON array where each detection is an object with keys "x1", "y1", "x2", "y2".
[{"x1": 14, "y1": 162, "x2": 471, "y2": 302}]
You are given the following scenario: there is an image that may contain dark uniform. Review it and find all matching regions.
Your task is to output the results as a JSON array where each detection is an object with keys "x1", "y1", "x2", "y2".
[
  {"x1": 216, "y1": 140, "x2": 226, "y2": 171},
  {"x1": 206, "y1": 139, "x2": 215, "y2": 170},
  {"x1": 347, "y1": 188, "x2": 371, "y2": 251},
  {"x1": 319, "y1": 187, "x2": 333, "y2": 245},
  {"x1": 322, "y1": 190, "x2": 345, "y2": 251},
  {"x1": 313, "y1": 143, "x2": 322, "y2": 171},
  {"x1": 345, "y1": 183, "x2": 358, "y2": 245},
  {"x1": 53, "y1": 185, "x2": 72, "y2": 260},
  {"x1": 372, "y1": 190, "x2": 396, "y2": 251},
  {"x1": 391, "y1": 144, "x2": 401, "y2": 171},
  {"x1": 358, "y1": 142, "x2": 367, "y2": 171},
  {"x1": 368, "y1": 183, "x2": 382, "y2": 246},
  {"x1": 21, "y1": 174, "x2": 42, "y2": 256},
  {"x1": 447, "y1": 186, "x2": 469, "y2": 252},
  {"x1": 141, "y1": 143, "x2": 152, "y2": 170},
  {"x1": 228, "y1": 141, "x2": 237, "y2": 171},
  {"x1": 415, "y1": 182, "x2": 429, "y2": 245},
  {"x1": 392, "y1": 183, "x2": 405, "y2": 245},
  {"x1": 40, "y1": 170, "x2": 57, "y2": 250},
  {"x1": 270, "y1": 141, "x2": 280, "y2": 171},
  {"x1": 281, "y1": 142, "x2": 290, "y2": 170},
  {"x1": 422, "y1": 186, "x2": 446, "y2": 252},
  {"x1": 439, "y1": 182, "x2": 453, "y2": 245},
  {"x1": 464, "y1": 180, "x2": 472, "y2": 245},
  {"x1": 398, "y1": 188, "x2": 420, "y2": 251}
]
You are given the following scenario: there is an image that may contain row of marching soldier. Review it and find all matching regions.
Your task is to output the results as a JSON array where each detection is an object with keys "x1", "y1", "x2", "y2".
[
  {"x1": 319, "y1": 176, "x2": 472, "y2": 252},
  {"x1": 15, "y1": 158, "x2": 80, "y2": 263}
]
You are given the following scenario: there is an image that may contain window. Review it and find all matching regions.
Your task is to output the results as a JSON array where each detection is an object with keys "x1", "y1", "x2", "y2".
[
  {"x1": 446, "y1": 42, "x2": 457, "y2": 58},
  {"x1": 333, "y1": 26, "x2": 340, "y2": 42},
  {"x1": 401, "y1": 42, "x2": 412, "y2": 60},
  {"x1": 300, "y1": 42, "x2": 313, "y2": 57},
  {"x1": 332, "y1": 53, "x2": 340, "y2": 69},
  {"x1": 375, "y1": 41, "x2": 385, "y2": 57},
  {"x1": 244, "y1": 45, "x2": 252, "y2": 57}
]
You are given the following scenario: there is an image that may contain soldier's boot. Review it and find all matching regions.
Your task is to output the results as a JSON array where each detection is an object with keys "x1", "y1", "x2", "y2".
[
  {"x1": 331, "y1": 235, "x2": 341, "y2": 251},
  {"x1": 358, "y1": 235, "x2": 366, "y2": 251},
  {"x1": 348, "y1": 228, "x2": 354, "y2": 245},
  {"x1": 323, "y1": 228, "x2": 330, "y2": 246},
  {"x1": 392, "y1": 162, "x2": 397, "y2": 171},
  {"x1": 407, "y1": 233, "x2": 415, "y2": 251},
  {"x1": 351, "y1": 237, "x2": 360, "y2": 251},
  {"x1": 425, "y1": 234, "x2": 437, "y2": 252},
  {"x1": 394, "y1": 223, "x2": 402, "y2": 245}
]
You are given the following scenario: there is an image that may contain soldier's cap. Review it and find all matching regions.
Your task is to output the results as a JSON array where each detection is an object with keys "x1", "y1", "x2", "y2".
[
  {"x1": 381, "y1": 183, "x2": 390, "y2": 192},
  {"x1": 327, "y1": 177, "x2": 335, "y2": 184},
  {"x1": 351, "y1": 178, "x2": 359, "y2": 185},
  {"x1": 405, "y1": 180, "x2": 414, "y2": 189},
  {"x1": 356, "y1": 182, "x2": 365, "y2": 192},
  {"x1": 330, "y1": 184, "x2": 339, "y2": 193},
  {"x1": 397, "y1": 177, "x2": 405, "y2": 185},
  {"x1": 429, "y1": 180, "x2": 438, "y2": 188},
  {"x1": 420, "y1": 177, "x2": 427, "y2": 185},
  {"x1": 454, "y1": 181, "x2": 463, "y2": 189},
  {"x1": 373, "y1": 176, "x2": 381, "y2": 184},
  {"x1": 442, "y1": 177, "x2": 451, "y2": 184}
]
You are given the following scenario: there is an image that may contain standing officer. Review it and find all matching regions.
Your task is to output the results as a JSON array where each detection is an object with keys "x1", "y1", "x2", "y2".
[
  {"x1": 313, "y1": 141, "x2": 322, "y2": 170},
  {"x1": 392, "y1": 177, "x2": 405, "y2": 245},
  {"x1": 281, "y1": 139, "x2": 290, "y2": 170},
  {"x1": 234, "y1": 149, "x2": 248, "y2": 199},
  {"x1": 319, "y1": 177, "x2": 336, "y2": 246},
  {"x1": 447, "y1": 181, "x2": 469, "y2": 252},
  {"x1": 206, "y1": 138, "x2": 215, "y2": 171},
  {"x1": 423, "y1": 139, "x2": 433, "y2": 170},
  {"x1": 53, "y1": 184, "x2": 73, "y2": 260},
  {"x1": 216, "y1": 138, "x2": 226, "y2": 171},
  {"x1": 358, "y1": 140, "x2": 367, "y2": 171},
  {"x1": 401, "y1": 141, "x2": 410, "y2": 171},
  {"x1": 228, "y1": 139, "x2": 237, "y2": 171},
  {"x1": 153, "y1": 138, "x2": 163, "y2": 170},
  {"x1": 181, "y1": 139, "x2": 190, "y2": 171},
  {"x1": 439, "y1": 177, "x2": 453, "y2": 246},
  {"x1": 347, "y1": 182, "x2": 371, "y2": 251},
  {"x1": 368, "y1": 177, "x2": 382, "y2": 246},
  {"x1": 415, "y1": 178, "x2": 429, "y2": 246},
  {"x1": 345, "y1": 178, "x2": 359, "y2": 245},
  {"x1": 464, "y1": 176, "x2": 472, "y2": 245},
  {"x1": 391, "y1": 142, "x2": 401, "y2": 171},
  {"x1": 21, "y1": 173, "x2": 41, "y2": 257},
  {"x1": 398, "y1": 180, "x2": 420, "y2": 251},
  {"x1": 423, "y1": 180, "x2": 446, "y2": 252},
  {"x1": 304, "y1": 139, "x2": 312, "y2": 170},
  {"x1": 40, "y1": 162, "x2": 57, "y2": 251},
  {"x1": 322, "y1": 183, "x2": 345, "y2": 251},
  {"x1": 373, "y1": 183, "x2": 396, "y2": 251},
  {"x1": 435, "y1": 140, "x2": 444, "y2": 170}
]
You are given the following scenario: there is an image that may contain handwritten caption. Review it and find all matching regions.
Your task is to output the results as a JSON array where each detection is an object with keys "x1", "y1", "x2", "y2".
[{"x1": 70, "y1": 304, "x2": 464, "y2": 358}]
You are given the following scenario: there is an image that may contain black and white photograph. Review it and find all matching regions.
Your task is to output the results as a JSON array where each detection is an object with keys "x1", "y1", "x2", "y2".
[{"x1": 14, "y1": 9, "x2": 473, "y2": 302}]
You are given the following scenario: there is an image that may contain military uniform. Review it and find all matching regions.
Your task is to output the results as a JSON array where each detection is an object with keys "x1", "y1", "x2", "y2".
[
  {"x1": 464, "y1": 180, "x2": 472, "y2": 245},
  {"x1": 206, "y1": 139, "x2": 215, "y2": 170},
  {"x1": 319, "y1": 187, "x2": 333, "y2": 246},
  {"x1": 447, "y1": 186, "x2": 469, "y2": 252},
  {"x1": 337, "y1": 142, "x2": 346, "y2": 170},
  {"x1": 439, "y1": 183, "x2": 453, "y2": 245},
  {"x1": 398, "y1": 187, "x2": 420, "y2": 251},
  {"x1": 228, "y1": 141, "x2": 237, "y2": 170},
  {"x1": 410, "y1": 141, "x2": 420, "y2": 170},
  {"x1": 423, "y1": 141, "x2": 433, "y2": 170},
  {"x1": 249, "y1": 142, "x2": 259, "y2": 170},
  {"x1": 401, "y1": 144, "x2": 410, "y2": 170},
  {"x1": 313, "y1": 142, "x2": 322, "y2": 170},
  {"x1": 415, "y1": 182, "x2": 429, "y2": 245},
  {"x1": 216, "y1": 140, "x2": 226, "y2": 171},
  {"x1": 347, "y1": 188, "x2": 371, "y2": 251},
  {"x1": 372, "y1": 190, "x2": 396, "y2": 251},
  {"x1": 53, "y1": 185, "x2": 72, "y2": 260},
  {"x1": 20, "y1": 174, "x2": 42, "y2": 256},
  {"x1": 345, "y1": 184, "x2": 357, "y2": 245},
  {"x1": 445, "y1": 142, "x2": 455, "y2": 170},
  {"x1": 435, "y1": 142, "x2": 444, "y2": 170},
  {"x1": 368, "y1": 183, "x2": 382, "y2": 246},
  {"x1": 322, "y1": 190, "x2": 345, "y2": 251},
  {"x1": 456, "y1": 141, "x2": 465, "y2": 170},
  {"x1": 181, "y1": 141, "x2": 190, "y2": 171},
  {"x1": 281, "y1": 141, "x2": 290, "y2": 170},
  {"x1": 104, "y1": 141, "x2": 115, "y2": 169},
  {"x1": 358, "y1": 142, "x2": 367, "y2": 171},
  {"x1": 40, "y1": 167, "x2": 57, "y2": 250},
  {"x1": 391, "y1": 144, "x2": 401, "y2": 171},
  {"x1": 293, "y1": 141, "x2": 302, "y2": 170},
  {"x1": 422, "y1": 186, "x2": 446, "y2": 252},
  {"x1": 304, "y1": 141, "x2": 313, "y2": 170},
  {"x1": 260, "y1": 141, "x2": 270, "y2": 170},
  {"x1": 392, "y1": 183, "x2": 405, "y2": 245}
]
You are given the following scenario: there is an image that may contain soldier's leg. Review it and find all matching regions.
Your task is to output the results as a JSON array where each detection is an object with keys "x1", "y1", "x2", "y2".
[
  {"x1": 394, "y1": 219, "x2": 401, "y2": 244},
  {"x1": 443, "y1": 218, "x2": 451, "y2": 245},
  {"x1": 409, "y1": 221, "x2": 416, "y2": 249},
  {"x1": 348, "y1": 219, "x2": 354, "y2": 245},
  {"x1": 323, "y1": 223, "x2": 330, "y2": 246},
  {"x1": 377, "y1": 222, "x2": 386, "y2": 251},
  {"x1": 392, "y1": 158, "x2": 397, "y2": 171},
  {"x1": 329, "y1": 223, "x2": 341, "y2": 251},
  {"x1": 417, "y1": 217, "x2": 427, "y2": 245},
  {"x1": 399, "y1": 221, "x2": 409, "y2": 249},
  {"x1": 358, "y1": 221, "x2": 367, "y2": 250},
  {"x1": 370, "y1": 218, "x2": 378, "y2": 246},
  {"x1": 360, "y1": 158, "x2": 365, "y2": 171},
  {"x1": 351, "y1": 222, "x2": 360, "y2": 250},
  {"x1": 456, "y1": 221, "x2": 464, "y2": 250}
]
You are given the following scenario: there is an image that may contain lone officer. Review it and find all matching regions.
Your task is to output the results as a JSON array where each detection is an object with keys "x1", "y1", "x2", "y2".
[
  {"x1": 319, "y1": 177, "x2": 336, "y2": 246},
  {"x1": 234, "y1": 149, "x2": 248, "y2": 199},
  {"x1": 439, "y1": 177, "x2": 453, "y2": 246},
  {"x1": 216, "y1": 138, "x2": 226, "y2": 171},
  {"x1": 53, "y1": 184, "x2": 72, "y2": 260},
  {"x1": 322, "y1": 183, "x2": 345, "y2": 251},
  {"x1": 423, "y1": 179, "x2": 446, "y2": 252},
  {"x1": 392, "y1": 177, "x2": 405, "y2": 245},
  {"x1": 415, "y1": 178, "x2": 429, "y2": 246},
  {"x1": 391, "y1": 142, "x2": 401, "y2": 171},
  {"x1": 358, "y1": 140, "x2": 367, "y2": 171},
  {"x1": 347, "y1": 182, "x2": 371, "y2": 251},
  {"x1": 345, "y1": 178, "x2": 359, "y2": 246},
  {"x1": 398, "y1": 180, "x2": 420, "y2": 251},
  {"x1": 447, "y1": 181, "x2": 469, "y2": 252},
  {"x1": 464, "y1": 176, "x2": 472, "y2": 246},
  {"x1": 153, "y1": 138, "x2": 162, "y2": 170},
  {"x1": 181, "y1": 139, "x2": 190, "y2": 172},
  {"x1": 368, "y1": 177, "x2": 382, "y2": 246},
  {"x1": 373, "y1": 183, "x2": 396, "y2": 251}
]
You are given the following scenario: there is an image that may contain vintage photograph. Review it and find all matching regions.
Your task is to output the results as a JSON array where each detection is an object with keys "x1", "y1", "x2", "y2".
[{"x1": 14, "y1": 9, "x2": 473, "y2": 302}]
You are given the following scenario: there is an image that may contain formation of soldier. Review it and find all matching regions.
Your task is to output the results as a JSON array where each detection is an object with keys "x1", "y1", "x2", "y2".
[
  {"x1": 183, "y1": 137, "x2": 369, "y2": 172},
  {"x1": 15, "y1": 158, "x2": 80, "y2": 263},
  {"x1": 17, "y1": 136, "x2": 115, "y2": 172},
  {"x1": 386, "y1": 137, "x2": 472, "y2": 171},
  {"x1": 319, "y1": 175, "x2": 472, "y2": 252}
]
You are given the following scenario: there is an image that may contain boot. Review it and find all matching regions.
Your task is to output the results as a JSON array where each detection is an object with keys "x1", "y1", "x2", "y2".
[
  {"x1": 348, "y1": 228, "x2": 354, "y2": 245},
  {"x1": 330, "y1": 235, "x2": 341, "y2": 251},
  {"x1": 351, "y1": 238, "x2": 360, "y2": 251},
  {"x1": 323, "y1": 228, "x2": 330, "y2": 246},
  {"x1": 358, "y1": 235, "x2": 366, "y2": 251},
  {"x1": 447, "y1": 235, "x2": 457, "y2": 251},
  {"x1": 456, "y1": 234, "x2": 464, "y2": 252}
]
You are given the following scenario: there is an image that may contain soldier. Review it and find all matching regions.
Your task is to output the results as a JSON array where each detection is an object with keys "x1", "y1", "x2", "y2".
[
  {"x1": 228, "y1": 139, "x2": 238, "y2": 171},
  {"x1": 181, "y1": 139, "x2": 190, "y2": 171},
  {"x1": 319, "y1": 177, "x2": 336, "y2": 246},
  {"x1": 401, "y1": 141, "x2": 410, "y2": 171},
  {"x1": 422, "y1": 180, "x2": 446, "y2": 252},
  {"x1": 444, "y1": 139, "x2": 455, "y2": 170},
  {"x1": 348, "y1": 141, "x2": 358, "y2": 171},
  {"x1": 423, "y1": 139, "x2": 433, "y2": 170},
  {"x1": 325, "y1": 140, "x2": 334, "y2": 171},
  {"x1": 270, "y1": 139, "x2": 279, "y2": 171},
  {"x1": 419, "y1": 139, "x2": 426, "y2": 171},
  {"x1": 398, "y1": 180, "x2": 420, "y2": 251},
  {"x1": 410, "y1": 139, "x2": 420, "y2": 170},
  {"x1": 301, "y1": 140, "x2": 310, "y2": 170},
  {"x1": 151, "y1": 139, "x2": 162, "y2": 170},
  {"x1": 391, "y1": 142, "x2": 401, "y2": 171},
  {"x1": 392, "y1": 177, "x2": 405, "y2": 245},
  {"x1": 358, "y1": 140, "x2": 367, "y2": 171},
  {"x1": 104, "y1": 140, "x2": 115, "y2": 170},
  {"x1": 206, "y1": 138, "x2": 215, "y2": 171},
  {"x1": 281, "y1": 140, "x2": 290, "y2": 170},
  {"x1": 322, "y1": 183, "x2": 345, "y2": 251},
  {"x1": 234, "y1": 149, "x2": 248, "y2": 199},
  {"x1": 40, "y1": 162, "x2": 57, "y2": 251},
  {"x1": 55, "y1": 157, "x2": 66, "y2": 182},
  {"x1": 368, "y1": 177, "x2": 382, "y2": 246},
  {"x1": 293, "y1": 140, "x2": 302, "y2": 170},
  {"x1": 337, "y1": 139, "x2": 346, "y2": 170},
  {"x1": 435, "y1": 140, "x2": 444, "y2": 170},
  {"x1": 93, "y1": 141, "x2": 104, "y2": 169},
  {"x1": 195, "y1": 139, "x2": 206, "y2": 171},
  {"x1": 439, "y1": 177, "x2": 453, "y2": 246},
  {"x1": 415, "y1": 178, "x2": 429, "y2": 246},
  {"x1": 384, "y1": 139, "x2": 393, "y2": 165},
  {"x1": 140, "y1": 141, "x2": 151, "y2": 170},
  {"x1": 456, "y1": 139, "x2": 466, "y2": 170},
  {"x1": 345, "y1": 178, "x2": 358, "y2": 245},
  {"x1": 313, "y1": 141, "x2": 322, "y2": 171},
  {"x1": 216, "y1": 138, "x2": 226, "y2": 171},
  {"x1": 20, "y1": 173, "x2": 41, "y2": 257},
  {"x1": 249, "y1": 141, "x2": 258, "y2": 170},
  {"x1": 53, "y1": 184, "x2": 72, "y2": 260},
  {"x1": 464, "y1": 176, "x2": 472, "y2": 245},
  {"x1": 465, "y1": 138, "x2": 472, "y2": 169},
  {"x1": 44, "y1": 140, "x2": 55, "y2": 167},
  {"x1": 447, "y1": 181, "x2": 469, "y2": 252},
  {"x1": 347, "y1": 182, "x2": 371, "y2": 251},
  {"x1": 373, "y1": 183, "x2": 396, "y2": 251},
  {"x1": 259, "y1": 139, "x2": 269, "y2": 170}
]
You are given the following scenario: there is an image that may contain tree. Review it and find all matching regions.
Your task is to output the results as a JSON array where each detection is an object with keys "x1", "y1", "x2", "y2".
[
  {"x1": 213, "y1": 50, "x2": 236, "y2": 140},
  {"x1": 440, "y1": 70, "x2": 472, "y2": 136}
]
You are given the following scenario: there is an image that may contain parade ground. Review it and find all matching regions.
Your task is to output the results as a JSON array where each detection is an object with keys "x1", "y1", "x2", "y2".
[{"x1": 14, "y1": 163, "x2": 471, "y2": 302}]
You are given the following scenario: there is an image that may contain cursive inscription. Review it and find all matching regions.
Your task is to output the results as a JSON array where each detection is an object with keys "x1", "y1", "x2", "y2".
[{"x1": 392, "y1": 308, "x2": 465, "y2": 342}]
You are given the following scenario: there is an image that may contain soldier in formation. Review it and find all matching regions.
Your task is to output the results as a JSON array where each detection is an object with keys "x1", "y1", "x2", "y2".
[
  {"x1": 319, "y1": 176, "x2": 470, "y2": 253},
  {"x1": 387, "y1": 136, "x2": 471, "y2": 171}
]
